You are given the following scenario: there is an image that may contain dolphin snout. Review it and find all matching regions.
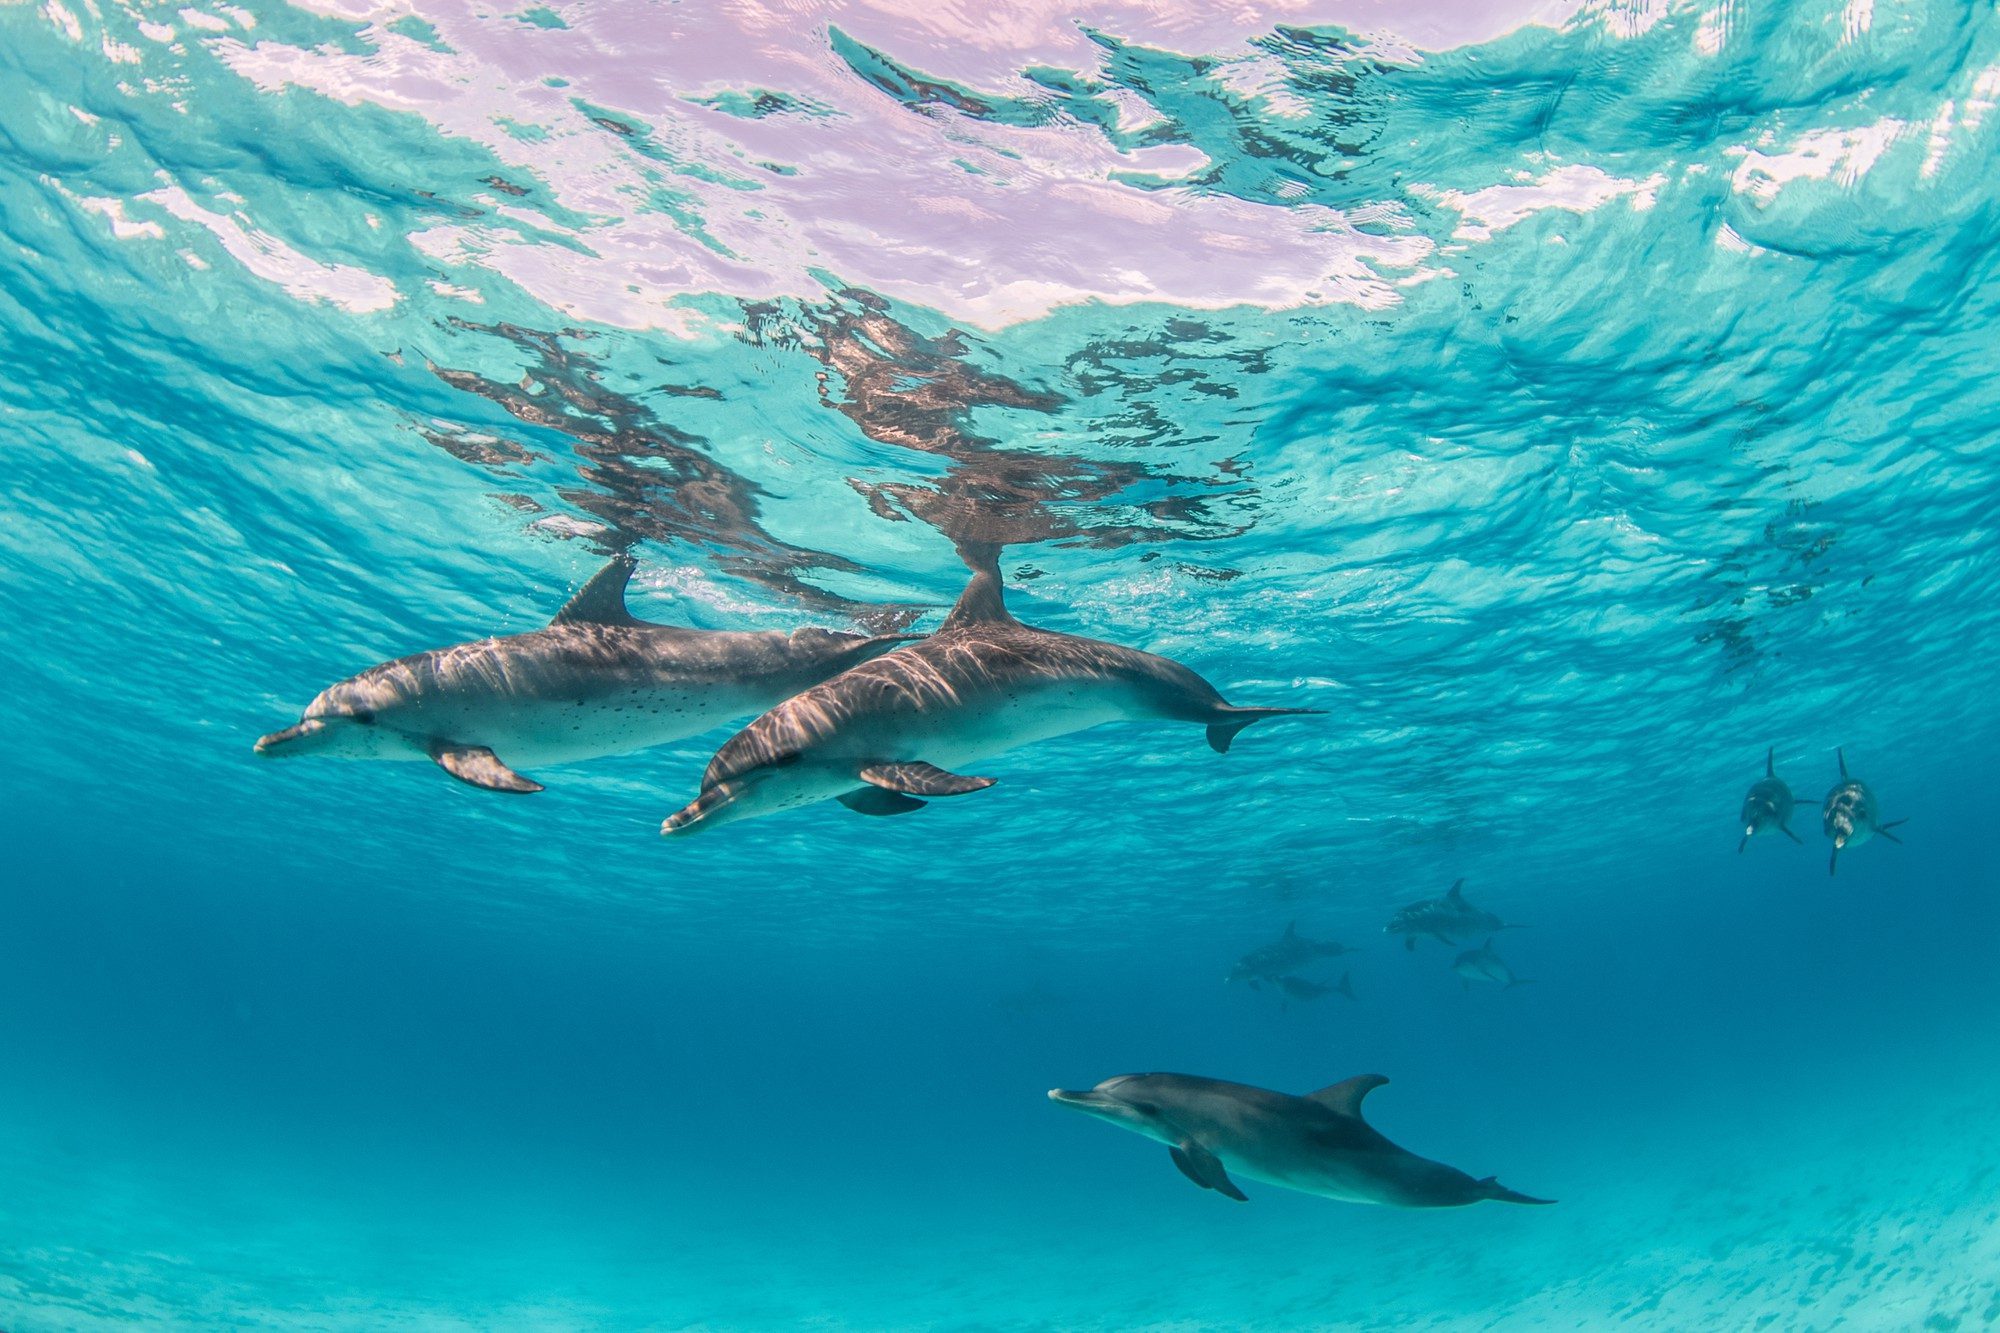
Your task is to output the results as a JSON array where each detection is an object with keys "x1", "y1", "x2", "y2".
[
  {"x1": 1048, "y1": 1088, "x2": 1098, "y2": 1107},
  {"x1": 662, "y1": 786, "x2": 732, "y2": 836},
  {"x1": 254, "y1": 719, "x2": 326, "y2": 755}
]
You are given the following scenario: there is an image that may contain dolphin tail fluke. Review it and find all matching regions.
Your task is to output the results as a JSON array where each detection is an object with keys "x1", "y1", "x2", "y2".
[
  {"x1": 1781, "y1": 824, "x2": 1803, "y2": 845},
  {"x1": 1205, "y1": 706, "x2": 1324, "y2": 754},
  {"x1": 1479, "y1": 1176, "x2": 1555, "y2": 1206},
  {"x1": 1877, "y1": 818, "x2": 1907, "y2": 844}
]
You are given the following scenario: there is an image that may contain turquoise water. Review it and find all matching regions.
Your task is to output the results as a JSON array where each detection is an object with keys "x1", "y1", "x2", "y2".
[{"x1": 4, "y1": 0, "x2": 2000, "y2": 1324}]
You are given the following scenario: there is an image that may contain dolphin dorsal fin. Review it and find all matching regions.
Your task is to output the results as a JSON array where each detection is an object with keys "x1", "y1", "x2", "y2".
[
  {"x1": 1837, "y1": 747, "x2": 1848, "y2": 778},
  {"x1": 1446, "y1": 879, "x2": 1466, "y2": 903},
  {"x1": 1765, "y1": 747, "x2": 1775, "y2": 777},
  {"x1": 940, "y1": 567, "x2": 1017, "y2": 632},
  {"x1": 1306, "y1": 1074, "x2": 1387, "y2": 1119},
  {"x1": 553, "y1": 557, "x2": 642, "y2": 628}
]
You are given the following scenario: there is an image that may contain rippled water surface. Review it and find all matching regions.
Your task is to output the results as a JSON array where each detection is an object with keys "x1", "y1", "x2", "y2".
[{"x1": 3, "y1": 0, "x2": 1998, "y2": 1326}]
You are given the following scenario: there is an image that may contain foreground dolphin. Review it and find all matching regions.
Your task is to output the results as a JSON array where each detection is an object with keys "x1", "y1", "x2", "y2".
[
  {"x1": 661, "y1": 564, "x2": 1319, "y2": 833},
  {"x1": 1048, "y1": 1072, "x2": 1551, "y2": 1208},
  {"x1": 1822, "y1": 748, "x2": 1904, "y2": 875},
  {"x1": 255, "y1": 559, "x2": 914, "y2": 793},
  {"x1": 1384, "y1": 879, "x2": 1518, "y2": 951},
  {"x1": 1739, "y1": 747, "x2": 1803, "y2": 852},
  {"x1": 1227, "y1": 922, "x2": 1354, "y2": 986},
  {"x1": 1452, "y1": 939, "x2": 1533, "y2": 989}
]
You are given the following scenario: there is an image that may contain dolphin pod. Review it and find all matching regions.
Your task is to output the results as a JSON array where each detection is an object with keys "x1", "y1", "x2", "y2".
[
  {"x1": 660, "y1": 559, "x2": 1320, "y2": 835},
  {"x1": 1049, "y1": 1072, "x2": 1551, "y2": 1208},
  {"x1": 260, "y1": 554, "x2": 1557, "y2": 1220},
  {"x1": 255, "y1": 558, "x2": 914, "y2": 793},
  {"x1": 1736, "y1": 748, "x2": 1904, "y2": 874}
]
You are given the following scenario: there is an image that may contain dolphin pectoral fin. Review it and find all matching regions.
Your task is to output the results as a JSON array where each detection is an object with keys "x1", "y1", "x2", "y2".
[
  {"x1": 1169, "y1": 1141, "x2": 1248, "y2": 1202},
  {"x1": 1877, "y1": 819, "x2": 1907, "y2": 843},
  {"x1": 1204, "y1": 706, "x2": 1323, "y2": 754},
  {"x1": 1404, "y1": 936, "x2": 1416, "y2": 952},
  {"x1": 1781, "y1": 824, "x2": 1803, "y2": 845},
  {"x1": 428, "y1": 741, "x2": 543, "y2": 794},
  {"x1": 1431, "y1": 931, "x2": 1457, "y2": 947},
  {"x1": 857, "y1": 762, "x2": 995, "y2": 797},
  {"x1": 837, "y1": 787, "x2": 928, "y2": 816}
]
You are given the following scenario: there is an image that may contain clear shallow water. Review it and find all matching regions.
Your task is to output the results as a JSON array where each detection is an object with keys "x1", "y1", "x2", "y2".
[{"x1": 3, "y1": 0, "x2": 1999, "y2": 1326}]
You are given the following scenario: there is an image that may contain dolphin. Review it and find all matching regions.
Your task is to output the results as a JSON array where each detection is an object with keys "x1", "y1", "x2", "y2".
[
  {"x1": 1048, "y1": 1072, "x2": 1551, "y2": 1208},
  {"x1": 1822, "y1": 748, "x2": 1904, "y2": 875},
  {"x1": 255, "y1": 558, "x2": 915, "y2": 793},
  {"x1": 1275, "y1": 972, "x2": 1356, "y2": 1007},
  {"x1": 660, "y1": 561, "x2": 1319, "y2": 833},
  {"x1": 1227, "y1": 922, "x2": 1354, "y2": 986},
  {"x1": 1452, "y1": 939, "x2": 1532, "y2": 989},
  {"x1": 1384, "y1": 879, "x2": 1519, "y2": 951},
  {"x1": 1739, "y1": 747, "x2": 1803, "y2": 852}
]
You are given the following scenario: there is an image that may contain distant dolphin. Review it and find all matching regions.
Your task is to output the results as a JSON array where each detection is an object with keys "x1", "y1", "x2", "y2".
[
  {"x1": 1384, "y1": 879, "x2": 1519, "y2": 951},
  {"x1": 255, "y1": 559, "x2": 914, "y2": 793},
  {"x1": 1227, "y1": 922, "x2": 1354, "y2": 986},
  {"x1": 660, "y1": 561, "x2": 1319, "y2": 833},
  {"x1": 1275, "y1": 972, "x2": 1356, "y2": 1007},
  {"x1": 1452, "y1": 939, "x2": 1532, "y2": 989},
  {"x1": 1739, "y1": 747, "x2": 1803, "y2": 852},
  {"x1": 1048, "y1": 1072, "x2": 1551, "y2": 1208},
  {"x1": 1822, "y1": 748, "x2": 1904, "y2": 875}
]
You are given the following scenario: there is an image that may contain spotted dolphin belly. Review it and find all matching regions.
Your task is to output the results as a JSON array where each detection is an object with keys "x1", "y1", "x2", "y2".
[
  {"x1": 885, "y1": 676, "x2": 1157, "y2": 770},
  {"x1": 391, "y1": 684, "x2": 767, "y2": 767}
]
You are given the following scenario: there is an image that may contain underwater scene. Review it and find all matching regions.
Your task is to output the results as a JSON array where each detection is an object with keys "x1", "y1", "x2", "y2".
[{"x1": 4, "y1": 0, "x2": 1999, "y2": 1325}]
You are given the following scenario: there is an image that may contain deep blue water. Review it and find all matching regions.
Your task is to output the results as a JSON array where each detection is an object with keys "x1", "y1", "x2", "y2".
[{"x1": 4, "y1": 0, "x2": 1999, "y2": 1326}]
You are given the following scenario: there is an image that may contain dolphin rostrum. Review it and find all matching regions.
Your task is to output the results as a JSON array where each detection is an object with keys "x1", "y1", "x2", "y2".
[
  {"x1": 1048, "y1": 1072, "x2": 1552, "y2": 1208},
  {"x1": 1452, "y1": 939, "x2": 1533, "y2": 989},
  {"x1": 1822, "y1": 748, "x2": 1904, "y2": 875},
  {"x1": 1384, "y1": 879, "x2": 1520, "y2": 951},
  {"x1": 660, "y1": 562, "x2": 1319, "y2": 834},
  {"x1": 255, "y1": 558, "x2": 914, "y2": 793},
  {"x1": 1739, "y1": 747, "x2": 1804, "y2": 852},
  {"x1": 1227, "y1": 922, "x2": 1354, "y2": 987}
]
